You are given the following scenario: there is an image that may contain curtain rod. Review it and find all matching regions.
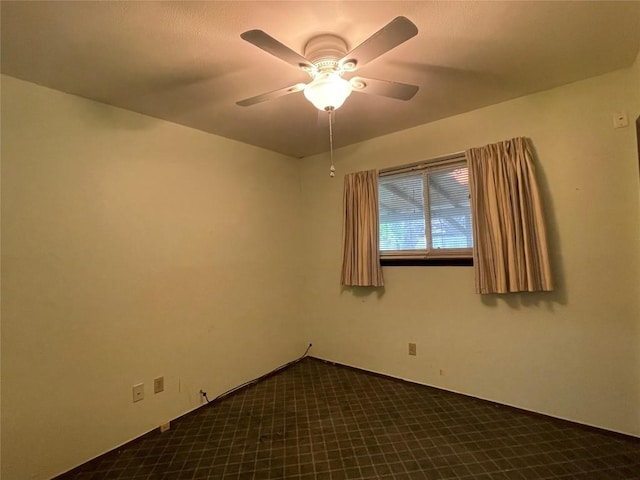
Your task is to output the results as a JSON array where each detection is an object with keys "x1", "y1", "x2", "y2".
[{"x1": 379, "y1": 151, "x2": 466, "y2": 177}]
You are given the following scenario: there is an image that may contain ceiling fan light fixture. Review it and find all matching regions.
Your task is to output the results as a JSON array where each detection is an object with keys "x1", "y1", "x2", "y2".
[{"x1": 303, "y1": 73, "x2": 352, "y2": 111}]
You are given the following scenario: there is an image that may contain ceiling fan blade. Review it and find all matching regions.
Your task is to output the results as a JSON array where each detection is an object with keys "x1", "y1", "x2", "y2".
[
  {"x1": 236, "y1": 83, "x2": 306, "y2": 107},
  {"x1": 241, "y1": 30, "x2": 315, "y2": 71},
  {"x1": 349, "y1": 77, "x2": 419, "y2": 100},
  {"x1": 340, "y1": 17, "x2": 418, "y2": 69}
]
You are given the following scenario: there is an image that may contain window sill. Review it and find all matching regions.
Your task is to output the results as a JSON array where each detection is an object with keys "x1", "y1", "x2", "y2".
[{"x1": 380, "y1": 257, "x2": 473, "y2": 267}]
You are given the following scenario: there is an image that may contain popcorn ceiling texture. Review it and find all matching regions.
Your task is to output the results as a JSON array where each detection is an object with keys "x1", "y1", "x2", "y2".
[{"x1": 2, "y1": 1, "x2": 639, "y2": 157}]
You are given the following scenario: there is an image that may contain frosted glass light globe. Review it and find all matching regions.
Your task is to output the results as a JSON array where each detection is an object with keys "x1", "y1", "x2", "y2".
[{"x1": 304, "y1": 74, "x2": 352, "y2": 111}]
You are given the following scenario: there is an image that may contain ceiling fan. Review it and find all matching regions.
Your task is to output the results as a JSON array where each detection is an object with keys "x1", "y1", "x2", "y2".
[{"x1": 236, "y1": 16, "x2": 420, "y2": 112}]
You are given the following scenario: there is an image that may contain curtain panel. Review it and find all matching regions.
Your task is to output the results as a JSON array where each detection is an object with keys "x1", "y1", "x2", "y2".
[
  {"x1": 341, "y1": 170, "x2": 384, "y2": 287},
  {"x1": 466, "y1": 137, "x2": 553, "y2": 294}
]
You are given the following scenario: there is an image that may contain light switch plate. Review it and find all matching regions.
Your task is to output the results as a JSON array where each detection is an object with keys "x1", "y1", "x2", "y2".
[{"x1": 154, "y1": 376, "x2": 164, "y2": 394}]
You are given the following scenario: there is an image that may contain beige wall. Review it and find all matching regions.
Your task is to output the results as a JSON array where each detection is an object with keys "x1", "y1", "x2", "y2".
[
  {"x1": 0, "y1": 75, "x2": 304, "y2": 480},
  {"x1": 300, "y1": 61, "x2": 640, "y2": 436}
]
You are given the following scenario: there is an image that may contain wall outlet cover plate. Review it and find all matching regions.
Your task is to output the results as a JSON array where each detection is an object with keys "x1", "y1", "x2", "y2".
[{"x1": 132, "y1": 383, "x2": 144, "y2": 402}]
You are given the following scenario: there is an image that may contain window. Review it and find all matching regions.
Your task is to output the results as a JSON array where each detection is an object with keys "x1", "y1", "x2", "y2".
[{"x1": 378, "y1": 155, "x2": 473, "y2": 264}]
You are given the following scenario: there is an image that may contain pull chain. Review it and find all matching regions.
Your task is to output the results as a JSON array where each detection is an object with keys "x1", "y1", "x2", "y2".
[{"x1": 328, "y1": 107, "x2": 336, "y2": 177}]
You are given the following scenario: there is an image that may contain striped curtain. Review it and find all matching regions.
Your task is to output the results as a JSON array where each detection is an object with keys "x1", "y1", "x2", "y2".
[
  {"x1": 341, "y1": 170, "x2": 384, "y2": 287},
  {"x1": 466, "y1": 137, "x2": 553, "y2": 293}
]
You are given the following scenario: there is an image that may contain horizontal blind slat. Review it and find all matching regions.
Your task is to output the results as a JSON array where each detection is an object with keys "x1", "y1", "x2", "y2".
[
  {"x1": 379, "y1": 173, "x2": 426, "y2": 251},
  {"x1": 379, "y1": 161, "x2": 473, "y2": 256},
  {"x1": 428, "y1": 166, "x2": 473, "y2": 250}
]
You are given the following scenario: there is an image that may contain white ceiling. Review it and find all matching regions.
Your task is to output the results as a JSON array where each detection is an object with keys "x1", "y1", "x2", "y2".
[{"x1": 2, "y1": 1, "x2": 639, "y2": 158}]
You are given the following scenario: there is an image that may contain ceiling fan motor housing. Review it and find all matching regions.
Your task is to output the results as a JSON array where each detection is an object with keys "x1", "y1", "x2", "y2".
[
  {"x1": 237, "y1": 17, "x2": 419, "y2": 108},
  {"x1": 304, "y1": 34, "x2": 349, "y2": 75}
]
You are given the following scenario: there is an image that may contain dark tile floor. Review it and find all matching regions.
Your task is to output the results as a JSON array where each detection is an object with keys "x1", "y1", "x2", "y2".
[{"x1": 57, "y1": 357, "x2": 639, "y2": 480}]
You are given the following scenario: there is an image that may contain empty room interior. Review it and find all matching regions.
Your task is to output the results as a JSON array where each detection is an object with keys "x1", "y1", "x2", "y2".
[{"x1": 1, "y1": 1, "x2": 639, "y2": 479}]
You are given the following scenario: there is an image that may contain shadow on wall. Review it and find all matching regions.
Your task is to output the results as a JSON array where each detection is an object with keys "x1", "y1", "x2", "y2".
[
  {"x1": 73, "y1": 94, "x2": 160, "y2": 131},
  {"x1": 71, "y1": 70, "x2": 224, "y2": 131},
  {"x1": 636, "y1": 115, "x2": 640, "y2": 175},
  {"x1": 341, "y1": 286, "x2": 386, "y2": 299},
  {"x1": 480, "y1": 290, "x2": 564, "y2": 311}
]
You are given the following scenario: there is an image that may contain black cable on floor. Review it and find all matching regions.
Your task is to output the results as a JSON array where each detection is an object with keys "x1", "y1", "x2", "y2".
[{"x1": 200, "y1": 343, "x2": 312, "y2": 404}]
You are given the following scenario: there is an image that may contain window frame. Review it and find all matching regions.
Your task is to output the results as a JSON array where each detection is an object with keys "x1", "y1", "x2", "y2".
[{"x1": 378, "y1": 153, "x2": 474, "y2": 266}]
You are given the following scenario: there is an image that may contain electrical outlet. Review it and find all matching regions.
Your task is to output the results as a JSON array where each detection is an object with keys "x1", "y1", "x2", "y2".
[
  {"x1": 132, "y1": 383, "x2": 144, "y2": 403},
  {"x1": 408, "y1": 342, "x2": 417, "y2": 356},
  {"x1": 154, "y1": 376, "x2": 164, "y2": 394},
  {"x1": 613, "y1": 111, "x2": 629, "y2": 128}
]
